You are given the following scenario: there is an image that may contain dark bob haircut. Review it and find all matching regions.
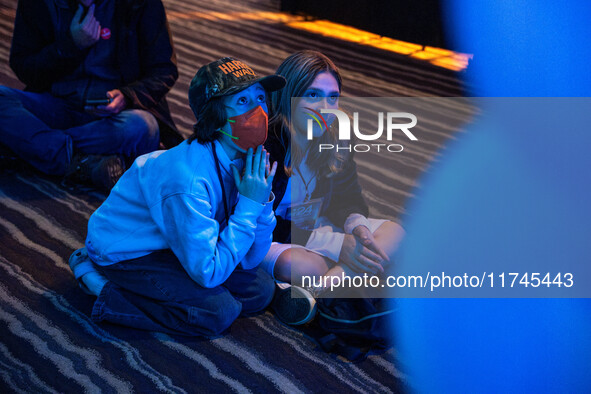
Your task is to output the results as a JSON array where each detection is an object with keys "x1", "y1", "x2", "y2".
[{"x1": 188, "y1": 97, "x2": 227, "y2": 144}]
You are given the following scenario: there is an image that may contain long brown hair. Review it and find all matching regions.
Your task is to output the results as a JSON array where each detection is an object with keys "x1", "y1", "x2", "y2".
[{"x1": 270, "y1": 50, "x2": 345, "y2": 177}]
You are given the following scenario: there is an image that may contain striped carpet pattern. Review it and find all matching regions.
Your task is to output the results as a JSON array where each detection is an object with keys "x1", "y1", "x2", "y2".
[{"x1": 1, "y1": 0, "x2": 468, "y2": 391}]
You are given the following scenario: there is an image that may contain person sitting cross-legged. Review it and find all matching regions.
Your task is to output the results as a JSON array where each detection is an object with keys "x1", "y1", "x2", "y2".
[{"x1": 0, "y1": 0, "x2": 182, "y2": 190}]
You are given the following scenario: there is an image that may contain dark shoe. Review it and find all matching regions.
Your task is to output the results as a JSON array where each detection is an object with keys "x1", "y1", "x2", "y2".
[
  {"x1": 272, "y1": 283, "x2": 317, "y2": 325},
  {"x1": 0, "y1": 142, "x2": 27, "y2": 172},
  {"x1": 65, "y1": 154, "x2": 125, "y2": 191}
]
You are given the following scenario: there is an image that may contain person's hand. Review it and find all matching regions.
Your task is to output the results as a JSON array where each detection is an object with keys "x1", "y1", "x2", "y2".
[
  {"x1": 352, "y1": 224, "x2": 390, "y2": 265},
  {"x1": 232, "y1": 145, "x2": 277, "y2": 204},
  {"x1": 263, "y1": 150, "x2": 276, "y2": 198},
  {"x1": 85, "y1": 90, "x2": 126, "y2": 117},
  {"x1": 70, "y1": 4, "x2": 101, "y2": 49},
  {"x1": 339, "y1": 230, "x2": 386, "y2": 274}
]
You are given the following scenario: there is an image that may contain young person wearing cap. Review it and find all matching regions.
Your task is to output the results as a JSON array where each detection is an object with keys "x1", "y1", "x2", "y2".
[
  {"x1": 67, "y1": 57, "x2": 286, "y2": 336},
  {"x1": 264, "y1": 51, "x2": 405, "y2": 325}
]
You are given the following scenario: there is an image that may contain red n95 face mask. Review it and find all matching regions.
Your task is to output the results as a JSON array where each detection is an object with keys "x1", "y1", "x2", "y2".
[{"x1": 221, "y1": 105, "x2": 268, "y2": 150}]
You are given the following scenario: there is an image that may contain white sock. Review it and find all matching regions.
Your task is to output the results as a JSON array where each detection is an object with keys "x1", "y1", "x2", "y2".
[{"x1": 81, "y1": 272, "x2": 108, "y2": 296}]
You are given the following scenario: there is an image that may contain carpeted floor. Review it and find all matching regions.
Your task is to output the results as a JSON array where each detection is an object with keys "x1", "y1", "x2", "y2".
[{"x1": 0, "y1": 0, "x2": 469, "y2": 391}]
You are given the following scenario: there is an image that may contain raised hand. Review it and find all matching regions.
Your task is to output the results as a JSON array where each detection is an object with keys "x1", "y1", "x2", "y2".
[
  {"x1": 263, "y1": 150, "x2": 276, "y2": 198},
  {"x1": 70, "y1": 4, "x2": 101, "y2": 49},
  {"x1": 231, "y1": 145, "x2": 277, "y2": 204}
]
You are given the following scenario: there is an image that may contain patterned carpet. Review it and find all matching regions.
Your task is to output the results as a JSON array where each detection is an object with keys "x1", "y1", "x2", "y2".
[{"x1": 0, "y1": 0, "x2": 468, "y2": 392}]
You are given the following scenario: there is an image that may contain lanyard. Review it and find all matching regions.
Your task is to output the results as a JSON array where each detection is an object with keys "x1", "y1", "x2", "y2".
[
  {"x1": 295, "y1": 166, "x2": 316, "y2": 203},
  {"x1": 212, "y1": 142, "x2": 229, "y2": 225}
]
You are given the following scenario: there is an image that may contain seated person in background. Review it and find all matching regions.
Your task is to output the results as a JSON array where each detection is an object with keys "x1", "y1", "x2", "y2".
[
  {"x1": 0, "y1": 0, "x2": 182, "y2": 191},
  {"x1": 264, "y1": 50, "x2": 405, "y2": 325},
  {"x1": 67, "y1": 57, "x2": 285, "y2": 336}
]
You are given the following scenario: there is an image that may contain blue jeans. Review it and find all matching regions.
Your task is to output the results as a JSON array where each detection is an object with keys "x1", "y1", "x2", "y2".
[
  {"x1": 91, "y1": 250, "x2": 275, "y2": 337},
  {"x1": 0, "y1": 86, "x2": 159, "y2": 175}
]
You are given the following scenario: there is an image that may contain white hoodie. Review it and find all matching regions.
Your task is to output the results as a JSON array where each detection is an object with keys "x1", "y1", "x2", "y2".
[{"x1": 86, "y1": 140, "x2": 275, "y2": 288}]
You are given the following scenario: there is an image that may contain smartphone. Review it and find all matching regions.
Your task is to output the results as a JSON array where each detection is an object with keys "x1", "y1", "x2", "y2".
[{"x1": 85, "y1": 98, "x2": 112, "y2": 107}]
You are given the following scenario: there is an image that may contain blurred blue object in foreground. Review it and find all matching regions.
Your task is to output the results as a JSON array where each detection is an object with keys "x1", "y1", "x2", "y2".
[{"x1": 394, "y1": 1, "x2": 591, "y2": 392}]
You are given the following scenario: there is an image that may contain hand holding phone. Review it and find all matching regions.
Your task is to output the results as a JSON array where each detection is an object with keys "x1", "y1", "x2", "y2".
[
  {"x1": 85, "y1": 98, "x2": 112, "y2": 107},
  {"x1": 85, "y1": 90, "x2": 126, "y2": 117}
]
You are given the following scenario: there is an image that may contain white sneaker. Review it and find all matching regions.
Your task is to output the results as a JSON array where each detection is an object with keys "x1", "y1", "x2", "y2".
[{"x1": 272, "y1": 282, "x2": 317, "y2": 325}]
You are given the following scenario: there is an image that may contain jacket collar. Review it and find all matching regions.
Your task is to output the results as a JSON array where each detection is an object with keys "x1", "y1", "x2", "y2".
[{"x1": 210, "y1": 140, "x2": 243, "y2": 175}]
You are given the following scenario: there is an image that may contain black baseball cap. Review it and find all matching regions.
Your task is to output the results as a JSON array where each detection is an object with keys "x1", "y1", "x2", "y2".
[{"x1": 189, "y1": 57, "x2": 286, "y2": 119}]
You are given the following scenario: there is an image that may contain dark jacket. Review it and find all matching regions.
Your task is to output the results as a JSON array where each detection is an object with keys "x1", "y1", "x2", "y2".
[
  {"x1": 265, "y1": 128, "x2": 369, "y2": 246},
  {"x1": 9, "y1": 0, "x2": 183, "y2": 148}
]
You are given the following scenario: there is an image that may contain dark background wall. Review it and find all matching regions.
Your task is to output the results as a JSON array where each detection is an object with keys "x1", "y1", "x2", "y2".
[{"x1": 280, "y1": 0, "x2": 448, "y2": 49}]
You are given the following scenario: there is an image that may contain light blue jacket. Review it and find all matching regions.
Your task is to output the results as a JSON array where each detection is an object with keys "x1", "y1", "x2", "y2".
[{"x1": 86, "y1": 140, "x2": 275, "y2": 288}]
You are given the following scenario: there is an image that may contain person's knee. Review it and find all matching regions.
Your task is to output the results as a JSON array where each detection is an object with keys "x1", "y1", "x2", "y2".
[
  {"x1": 117, "y1": 110, "x2": 159, "y2": 154},
  {"x1": 242, "y1": 269, "x2": 275, "y2": 314},
  {"x1": 0, "y1": 86, "x2": 10, "y2": 97},
  {"x1": 0, "y1": 85, "x2": 14, "y2": 96},
  {"x1": 0, "y1": 86, "x2": 19, "y2": 104},
  {"x1": 275, "y1": 249, "x2": 330, "y2": 283},
  {"x1": 377, "y1": 220, "x2": 405, "y2": 236},
  {"x1": 373, "y1": 221, "x2": 405, "y2": 267},
  {"x1": 375, "y1": 221, "x2": 405, "y2": 248},
  {"x1": 296, "y1": 260, "x2": 328, "y2": 281},
  {"x1": 209, "y1": 301, "x2": 242, "y2": 335},
  {"x1": 187, "y1": 293, "x2": 242, "y2": 336}
]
